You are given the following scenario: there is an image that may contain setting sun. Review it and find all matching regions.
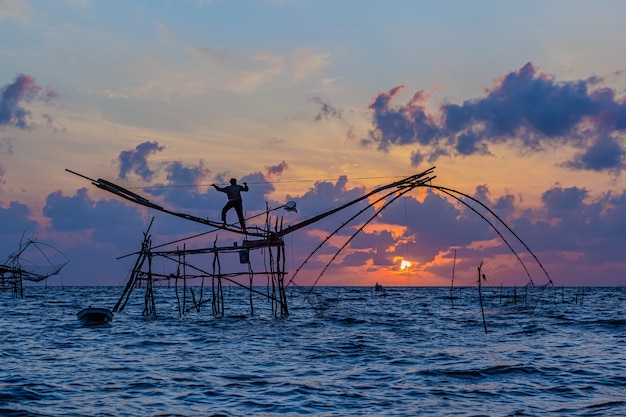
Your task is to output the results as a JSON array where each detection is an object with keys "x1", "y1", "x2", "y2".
[{"x1": 400, "y1": 260, "x2": 412, "y2": 270}]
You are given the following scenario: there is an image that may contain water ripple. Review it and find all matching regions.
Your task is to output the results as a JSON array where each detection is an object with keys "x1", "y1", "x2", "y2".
[{"x1": 0, "y1": 286, "x2": 624, "y2": 416}]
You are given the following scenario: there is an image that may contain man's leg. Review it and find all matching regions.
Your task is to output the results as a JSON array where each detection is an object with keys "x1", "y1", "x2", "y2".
[
  {"x1": 222, "y1": 201, "x2": 235, "y2": 224},
  {"x1": 234, "y1": 201, "x2": 246, "y2": 232}
]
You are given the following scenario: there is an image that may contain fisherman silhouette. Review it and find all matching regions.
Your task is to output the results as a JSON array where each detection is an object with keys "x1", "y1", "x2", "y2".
[{"x1": 212, "y1": 178, "x2": 249, "y2": 232}]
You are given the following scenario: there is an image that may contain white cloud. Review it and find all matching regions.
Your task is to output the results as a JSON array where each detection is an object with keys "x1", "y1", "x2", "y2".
[
  {"x1": 103, "y1": 22, "x2": 331, "y2": 98},
  {"x1": 287, "y1": 47, "x2": 329, "y2": 83}
]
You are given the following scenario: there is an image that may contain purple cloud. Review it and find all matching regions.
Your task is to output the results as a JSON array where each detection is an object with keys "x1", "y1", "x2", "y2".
[
  {"x1": 42, "y1": 187, "x2": 145, "y2": 244},
  {"x1": 286, "y1": 176, "x2": 372, "y2": 232},
  {"x1": 455, "y1": 130, "x2": 491, "y2": 156},
  {"x1": 0, "y1": 201, "x2": 40, "y2": 235},
  {"x1": 239, "y1": 171, "x2": 277, "y2": 211},
  {"x1": 442, "y1": 63, "x2": 595, "y2": 139},
  {"x1": 364, "y1": 63, "x2": 626, "y2": 174},
  {"x1": 541, "y1": 185, "x2": 589, "y2": 220},
  {"x1": 308, "y1": 97, "x2": 343, "y2": 121},
  {"x1": 565, "y1": 135, "x2": 625, "y2": 172},
  {"x1": 0, "y1": 74, "x2": 58, "y2": 129},
  {"x1": 265, "y1": 160, "x2": 288, "y2": 177},
  {"x1": 118, "y1": 141, "x2": 165, "y2": 181},
  {"x1": 344, "y1": 230, "x2": 397, "y2": 267},
  {"x1": 520, "y1": 185, "x2": 626, "y2": 270},
  {"x1": 145, "y1": 160, "x2": 213, "y2": 213},
  {"x1": 364, "y1": 86, "x2": 439, "y2": 150}
]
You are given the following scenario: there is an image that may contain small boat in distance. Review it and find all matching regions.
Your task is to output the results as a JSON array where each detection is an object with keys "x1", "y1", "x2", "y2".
[
  {"x1": 77, "y1": 307, "x2": 114, "y2": 324},
  {"x1": 374, "y1": 282, "x2": 383, "y2": 292}
]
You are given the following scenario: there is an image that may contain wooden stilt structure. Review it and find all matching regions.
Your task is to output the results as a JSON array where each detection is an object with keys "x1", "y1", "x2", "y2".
[
  {"x1": 112, "y1": 220, "x2": 153, "y2": 313},
  {"x1": 110, "y1": 212, "x2": 289, "y2": 317},
  {"x1": 0, "y1": 265, "x2": 24, "y2": 298}
]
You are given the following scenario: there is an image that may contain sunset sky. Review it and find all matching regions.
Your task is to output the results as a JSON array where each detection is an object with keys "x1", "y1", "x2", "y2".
[{"x1": 2, "y1": 0, "x2": 626, "y2": 287}]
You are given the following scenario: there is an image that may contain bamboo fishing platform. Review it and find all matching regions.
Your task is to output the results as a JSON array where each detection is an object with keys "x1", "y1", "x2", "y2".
[
  {"x1": 68, "y1": 166, "x2": 552, "y2": 318},
  {"x1": 111, "y1": 217, "x2": 291, "y2": 318}
]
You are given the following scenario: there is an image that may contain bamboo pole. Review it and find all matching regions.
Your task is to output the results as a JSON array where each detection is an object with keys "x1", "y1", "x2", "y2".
[{"x1": 477, "y1": 262, "x2": 488, "y2": 334}]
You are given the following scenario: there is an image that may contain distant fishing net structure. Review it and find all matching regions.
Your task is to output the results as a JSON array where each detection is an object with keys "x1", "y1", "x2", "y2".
[
  {"x1": 68, "y1": 166, "x2": 553, "y2": 319},
  {"x1": 0, "y1": 237, "x2": 69, "y2": 297},
  {"x1": 285, "y1": 168, "x2": 552, "y2": 307}
]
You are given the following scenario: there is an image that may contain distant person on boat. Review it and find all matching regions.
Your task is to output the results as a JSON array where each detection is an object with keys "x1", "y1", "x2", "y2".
[{"x1": 212, "y1": 178, "x2": 249, "y2": 232}]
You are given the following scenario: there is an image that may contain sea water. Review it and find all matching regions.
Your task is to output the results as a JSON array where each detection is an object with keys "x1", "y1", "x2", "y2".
[{"x1": 0, "y1": 286, "x2": 624, "y2": 416}]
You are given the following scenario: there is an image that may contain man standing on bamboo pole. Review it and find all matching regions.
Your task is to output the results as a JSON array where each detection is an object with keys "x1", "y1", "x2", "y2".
[{"x1": 212, "y1": 178, "x2": 249, "y2": 233}]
